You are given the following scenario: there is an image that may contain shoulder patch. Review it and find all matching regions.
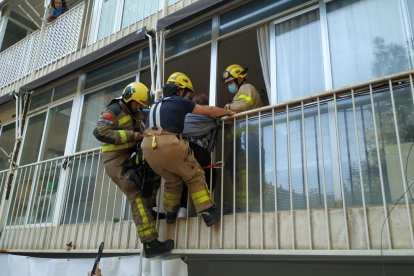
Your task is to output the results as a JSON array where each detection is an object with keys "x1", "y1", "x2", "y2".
[{"x1": 102, "y1": 113, "x2": 116, "y2": 120}]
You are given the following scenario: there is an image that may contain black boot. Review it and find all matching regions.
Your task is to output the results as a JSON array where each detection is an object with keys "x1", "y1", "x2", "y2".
[
  {"x1": 166, "y1": 212, "x2": 177, "y2": 224},
  {"x1": 200, "y1": 205, "x2": 220, "y2": 227},
  {"x1": 143, "y1": 239, "x2": 174, "y2": 258}
]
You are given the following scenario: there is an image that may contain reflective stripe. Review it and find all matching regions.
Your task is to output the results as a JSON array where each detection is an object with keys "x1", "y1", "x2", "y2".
[
  {"x1": 101, "y1": 142, "x2": 135, "y2": 152},
  {"x1": 164, "y1": 192, "x2": 180, "y2": 206},
  {"x1": 238, "y1": 94, "x2": 252, "y2": 105},
  {"x1": 135, "y1": 197, "x2": 149, "y2": 224},
  {"x1": 164, "y1": 198, "x2": 179, "y2": 206},
  {"x1": 164, "y1": 192, "x2": 181, "y2": 200},
  {"x1": 118, "y1": 115, "x2": 132, "y2": 125},
  {"x1": 191, "y1": 189, "x2": 210, "y2": 206},
  {"x1": 119, "y1": 130, "x2": 127, "y2": 143}
]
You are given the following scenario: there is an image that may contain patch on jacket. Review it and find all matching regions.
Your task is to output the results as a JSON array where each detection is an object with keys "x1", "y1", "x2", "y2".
[
  {"x1": 97, "y1": 118, "x2": 114, "y2": 126},
  {"x1": 102, "y1": 113, "x2": 116, "y2": 120}
]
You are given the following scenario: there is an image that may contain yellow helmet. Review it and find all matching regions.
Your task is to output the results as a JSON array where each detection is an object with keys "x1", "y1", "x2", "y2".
[
  {"x1": 122, "y1": 82, "x2": 149, "y2": 107},
  {"x1": 165, "y1": 72, "x2": 194, "y2": 92},
  {"x1": 222, "y1": 64, "x2": 248, "y2": 83}
]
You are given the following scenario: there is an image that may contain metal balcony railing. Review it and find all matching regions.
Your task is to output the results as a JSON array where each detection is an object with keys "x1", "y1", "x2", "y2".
[{"x1": 0, "y1": 71, "x2": 414, "y2": 255}]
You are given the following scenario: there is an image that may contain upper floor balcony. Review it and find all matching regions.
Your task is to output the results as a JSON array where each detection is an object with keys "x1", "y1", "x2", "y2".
[
  {"x1": 0, "y1": 0, "x2": 197, "y2": 99},
  {"x1": 0, "y1": 70, "x2": 413, "y2": 256}
]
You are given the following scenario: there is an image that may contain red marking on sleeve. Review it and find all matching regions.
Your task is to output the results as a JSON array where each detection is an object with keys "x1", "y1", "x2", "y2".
[{"x1": 102, "y1": 113, "x2": 116, "y2": 120}]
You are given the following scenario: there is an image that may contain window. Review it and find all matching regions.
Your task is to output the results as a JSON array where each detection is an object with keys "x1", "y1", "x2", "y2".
[
  {"x1": 77, "y1": 78, "x2": 134, "y2": 152},
  {"x1": 0, "y1": 122, "x2": 15, "y2": 171},
  {"x1": 327, "y1": 0, "x2": 413, "y2": 88},
  {"x1": 274, "y1": 9, "x2": 324, "y2": 102},
  {"x1": 30, "y1": 78, "x2": 77, "y2": 111}
]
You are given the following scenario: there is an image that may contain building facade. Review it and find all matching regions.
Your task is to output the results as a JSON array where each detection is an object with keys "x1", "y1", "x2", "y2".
[{"x1": 0, "y1": 0, "x2": 413, "y2": 275}]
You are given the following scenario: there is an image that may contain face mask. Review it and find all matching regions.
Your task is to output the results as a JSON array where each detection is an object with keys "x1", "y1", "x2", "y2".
[{"x1": 228, "y1": 83, "x2": 238, "y2": 94}]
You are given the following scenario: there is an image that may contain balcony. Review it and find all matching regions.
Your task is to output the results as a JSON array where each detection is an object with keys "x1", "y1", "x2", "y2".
[
  {"x1": 0, "y1": 71, "x2": 413, "y2": 256},
  {"x1": 0, "y1": 0, "x2": 199, "y2": 98}
]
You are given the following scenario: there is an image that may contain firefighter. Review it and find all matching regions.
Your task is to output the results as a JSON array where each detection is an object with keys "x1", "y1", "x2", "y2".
[
  {"x1": 141, "y1": 72, "x2": 235, "y2": 227},
  {"x1": 222, "y1": 64, "x2": 263, "y2": 112},
  {"x1": 93, "y1": 82, "x2": 173, "y2": 258},
  {"x1": 222, "y1": 64, "x2": 263, "y2": 212}
]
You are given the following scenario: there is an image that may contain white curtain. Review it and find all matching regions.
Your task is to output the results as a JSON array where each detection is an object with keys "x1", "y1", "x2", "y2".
[{"x1": 256, "y1": 25, "x2": 272, "y2": 104}]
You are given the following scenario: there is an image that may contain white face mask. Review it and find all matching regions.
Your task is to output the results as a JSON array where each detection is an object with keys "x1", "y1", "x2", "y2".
[{"x1": 228, "y1": 83, "x2": 238, "y2": 94}]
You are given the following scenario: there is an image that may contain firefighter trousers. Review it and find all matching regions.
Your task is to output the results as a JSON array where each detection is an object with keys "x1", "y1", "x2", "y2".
[
  {"x1": 141, "y1": 130, "x2": 214, "y2": 214},
  {"x1": 104, "y1": 153, "x2": 158, "y2": 243}
]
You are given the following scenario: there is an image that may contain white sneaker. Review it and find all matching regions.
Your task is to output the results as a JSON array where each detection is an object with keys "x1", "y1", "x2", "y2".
[{"x1": 177, "y1": 207, "x2": 187, "y2": 219}]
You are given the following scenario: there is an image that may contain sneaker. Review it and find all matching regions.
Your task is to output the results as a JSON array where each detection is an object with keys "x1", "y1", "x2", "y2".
[
  {"x1": 143, "y1": 239, "x2": 174, "y2": 258},
  {"x1": 200, "y1": 205, "x2": 220, "y2": 227},
  {"x1": 166, "y1": 212, "x2": 177, "y2": 224},
  {"x1": 177, "y1": 207, "x2": 187, "y2": 219}
]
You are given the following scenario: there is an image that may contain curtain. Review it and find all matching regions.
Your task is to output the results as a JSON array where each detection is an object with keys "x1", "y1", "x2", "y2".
[{"x1": 257, "y1": 25, "x2": 272, "y2": 104}]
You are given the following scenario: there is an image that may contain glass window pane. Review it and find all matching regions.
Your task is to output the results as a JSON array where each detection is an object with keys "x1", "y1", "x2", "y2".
[
  {"x1": 165, "y1": 20, "x2": 211, "y2": 58},
  {"x1": 20, "y1": 113, "x2": 47, "y2": 165},
  {"x1": 0, "y1": 123, "x2": 15, "y2": 171},
  {"x1": 77, "y1": 78, "x2": 135, "y2": 151},
  {"x1": 275, "y1": 9, "x2": 324, "y2": 102},
  {"x1": 220, "y1": 0, "x2": 308, "y2": 35},
  {"x1": 327, "y1": 0, "x2": 412, "y2": 88},
  {"x1": 53, "y1": 78, "x2": 78, "y2": 101},
  {"x1": 85, "y1": 54, "x2": 138, "y2": 89},
  {"x1": 63, "y1": 153, "x2": 124, "y2": 224},
  {"x1": 30, "y1": 89, "x2": 53, "y2": 110},
  {"x1": 41, "y1": 101, "x2": 73, "y2": 160},
  {"x1": 121, "y1": 0, "x2": 161, "y2": 28},
  {"x1": 97, "y1": 0, "x2": 118, "y2": 40},
  {"x1": 27, "y1": 161, "x2": 61, "y2": 224}
]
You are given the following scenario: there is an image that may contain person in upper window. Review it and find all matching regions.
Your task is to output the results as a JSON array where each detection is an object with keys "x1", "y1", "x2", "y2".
[
  {"x1": 47, "y1": 0, "x2": 68, "y2": 22},
  {"x1": 222, "y1": 64, "x2": 263, "y2": 112}
]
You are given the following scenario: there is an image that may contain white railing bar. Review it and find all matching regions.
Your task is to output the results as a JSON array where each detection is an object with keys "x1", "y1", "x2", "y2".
[
  {"x1": 38, "y1": 161, "x2": 54, "y2": 249},
  {"x1": 408, "y1": 74, "x2": 414, "y2": 249},
  {"x1": 17, "y1": 166, "x2": 32, "y2": 249},
  {"x1": 87, "y1": 151, "x2": 101, "y2": 249},
  {"x1": 350, "y1": 89, "x2": 371, "y2": 249},
  {"x1": 14, "y1": 148, "x2": 100, "y2": 170},
  {"x1": 245, "y1": 114, "x2": 250, "y2": 249},
  {"x1": 93, "y1": 165, "x2": 106, "y2": 249},
  {"x1": 109, "y1": 179, "x2": 120, "y2": 250},
  {"x1": 7, "y1": 166, "x2": 27, "y2": 248},
  {"x1": 101, "y1": 175, "x2": 111, "y2": 248},
  {"x1": 232, "y1": 118, "x2": 236, "y2": 249},
  {"x1": 43, "y1": 160, "x2": 59, "y2": 249},
  {"x1": 27, "y1": 163, "x2": 44, "y2": 249},
  {"x1": 286, "y1": 106, "x2": 295, "y2": 250},
  {"x1": 75, "y1": 153, "x2": 90, "y2": 246},
  {"x1": 368, "y1": 84, "x2": 391, "y2": 250},
  {"x1": 388, "y1": 80, "x2": 414, "y2": 248},
  {"x1": 259, "y1": 111, "x2": 264, "y2": 250},
  {"x1": 272, "y1": 108, "x2": 279, "y2": 250},
  {"x1": 317, "y1": 98, "x2": 331, "y2": 250},
  {"x1": 81, "y1": 153, "x2": 95, "y2": 248},
  {"x1": 60, "y1": 155, "x2": 77, "y2": 249},
  {"x1": 333, "y1": 93, "x2": 350, "y2": 249},
  {"x1": 301, "y1": 102, "x2": 312, "y2": 250}
]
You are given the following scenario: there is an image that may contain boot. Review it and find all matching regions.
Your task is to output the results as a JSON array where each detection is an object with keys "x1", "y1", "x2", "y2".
[
  {"x1": 166, "y1": 212, "x2": 177, "y2": 224},
  {"x1": 200, "y1": 205, "x2": 220, "y2": 227},
  {"x1": 143, "y1": 239, "x2": 174, "y2": 258}
]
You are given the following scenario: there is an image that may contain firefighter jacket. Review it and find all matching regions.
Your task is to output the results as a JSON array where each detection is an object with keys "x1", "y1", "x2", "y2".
[
  {"x1": 224, "y1": 82, "x2": 263, "y2": 112},
  {"x1": 93, "y1": 98, "x2": 144, "y2": 162}
]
